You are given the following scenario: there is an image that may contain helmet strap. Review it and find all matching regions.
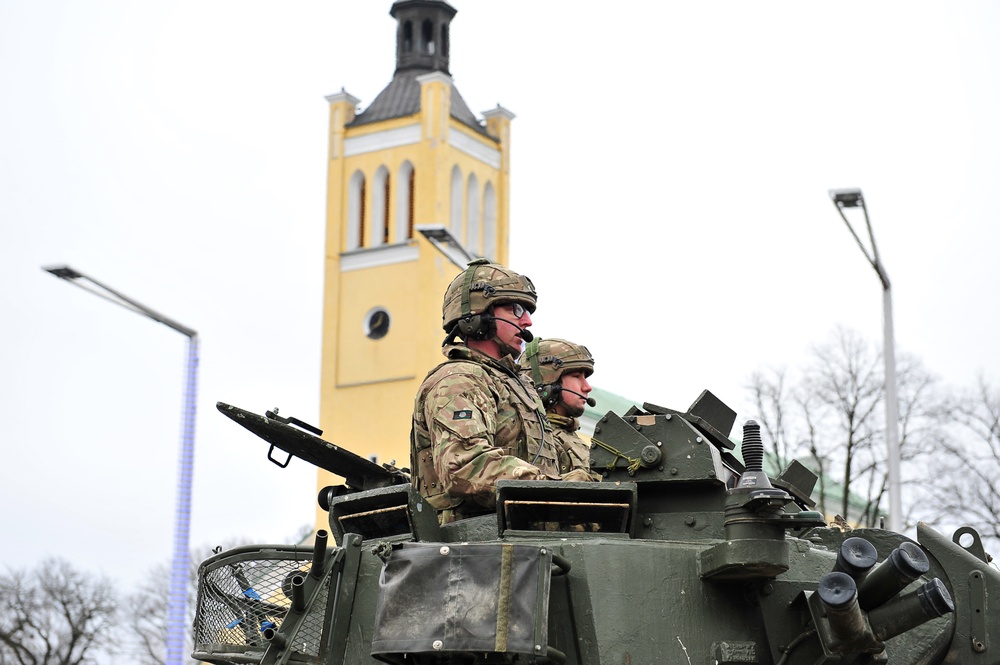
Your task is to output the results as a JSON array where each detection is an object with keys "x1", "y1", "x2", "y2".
[
  {"x1": 480, "y1": 308, "x2": 515, "y2": 358},
  {"x1": 525, "y1": 338, "x2": 543, "y2": 384},
  {"x1": 460, "y1": 263, "x2": 478, "y2": 319},
  {"x1": 442, "y1": 323, "x2": 461, "y2": 348},
  {"x1": 552, "y1": 381, "x2": 584, "y2": 417},
  {"x1": 491, "y1": 329, "x2": 522, "y2": 359},
  {"x1": 525, "y1": 337, "x2": 561, "y2": 407}
]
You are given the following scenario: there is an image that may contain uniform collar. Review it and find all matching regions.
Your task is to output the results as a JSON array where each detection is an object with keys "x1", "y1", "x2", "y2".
[
  {"x1": 444, "y1": 342, "x2": 520, "y2": 375},
  {"x1": 547, "y1": 412, "x2": 579, "y2": 431}
]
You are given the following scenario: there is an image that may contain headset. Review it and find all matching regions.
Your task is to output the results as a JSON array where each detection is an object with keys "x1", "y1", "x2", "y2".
[
  {"x1": 456, "y1": 265, "x2": 496, "y2": 340},
  {"x1": 455, "y1": 265, "x2": 534, "y2": 342},
  {"x1": 525, "y1": 338, "x2": 562, "y2": 408},
  {"x1": 525, "y1": 338, "x2": 596, "y2": 408}
]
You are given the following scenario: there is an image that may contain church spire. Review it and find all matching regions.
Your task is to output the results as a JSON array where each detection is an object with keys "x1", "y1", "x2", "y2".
[{"x1": 390, "y1": 0, "x2": 456, "y2": 75}]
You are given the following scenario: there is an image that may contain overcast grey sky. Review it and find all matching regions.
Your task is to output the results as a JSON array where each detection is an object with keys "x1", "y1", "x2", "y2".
[{"x1": 2, "y1": 1, "x2": 998, "y2": 590}]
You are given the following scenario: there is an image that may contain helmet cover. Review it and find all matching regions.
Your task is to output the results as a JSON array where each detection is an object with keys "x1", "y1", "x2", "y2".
[
  {"x1": 519, "y1": 337, "x2": 595, "y2": 387},
  {"x1": 442, "y1": 258, "x2": 537, "y2": 332}
]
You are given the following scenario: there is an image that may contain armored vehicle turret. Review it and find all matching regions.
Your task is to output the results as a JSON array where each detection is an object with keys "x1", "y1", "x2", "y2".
[{"x1": 192, "y1": 392, "x2": 997, "y2": 664}]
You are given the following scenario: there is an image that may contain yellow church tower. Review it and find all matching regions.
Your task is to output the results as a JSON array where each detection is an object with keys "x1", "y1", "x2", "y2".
[{"x1": 316, "y1": 0, "x2": 514, "y2": 526}]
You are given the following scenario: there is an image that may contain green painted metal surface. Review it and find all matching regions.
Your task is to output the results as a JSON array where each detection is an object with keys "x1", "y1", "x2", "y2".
[{"x1": 194, "y1": 393, "x2": 998, "y2": 665}]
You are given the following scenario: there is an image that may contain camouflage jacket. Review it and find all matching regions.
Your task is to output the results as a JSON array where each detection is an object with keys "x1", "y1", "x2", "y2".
[
  {"x1": 548, "y1": 413, "x2": 602, "y2": 481},
  {"x1": 411, "y1": 343, "x2": 562, "y2": 523}
]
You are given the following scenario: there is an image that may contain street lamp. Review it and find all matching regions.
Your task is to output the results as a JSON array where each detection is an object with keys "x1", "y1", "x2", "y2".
[
  {"x1": 417, "y1": 224, "x2": 477, "y2": 267},
  {"x1": 44, "y1": 265, "x2": 197, "y2": 665},
  {"x1": 827, "y1": 189, "x2": 902, "y2": 532}
]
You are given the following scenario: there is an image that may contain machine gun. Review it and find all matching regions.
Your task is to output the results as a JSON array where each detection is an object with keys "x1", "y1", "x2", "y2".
[
  {"x1": 216, "y1": 402, "x2": 409, "y2": 493},
  {"x1": 195, "y1": 394, "x2": 1000, "y2": 665}
]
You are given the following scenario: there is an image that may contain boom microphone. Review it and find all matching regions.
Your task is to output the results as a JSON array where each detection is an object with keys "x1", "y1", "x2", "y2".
[
  {"x1": 490, "y1": 316, "x2": 534, "y2": 342},
  {"x1": 562, "y1": 388, "x2": 597, "y2": 407}
]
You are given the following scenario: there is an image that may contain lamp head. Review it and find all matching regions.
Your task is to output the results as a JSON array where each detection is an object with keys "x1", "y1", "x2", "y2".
[
  {"x1": 43, "y1": 265, "x2": 84, "y2": 280},
  {"x1": 829, "y1": 188, "x2": 864, "y2": 208}
]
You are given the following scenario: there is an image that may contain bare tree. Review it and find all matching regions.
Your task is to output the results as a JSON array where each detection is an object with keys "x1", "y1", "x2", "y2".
[
  {"x1": 930, "y1": 376, "x2": 1000, "y2": 542},
  {"x1": 893, "y1": 354, "x2": 950, "y2": 528},
  {"x1": 122, "y1": 526, "x2": 312, "y2": 664},
  {"x1": 123, "y1": 573, "x2": 167, "y2": 665},
  {"x1": 0, "y1": 558, "x2": 118, "y2": 665},
  {"x1": 748, "y1": 367, "x2": 794, "y2": 472},
  {"x1": 746, "y1": 327, "x2": 943, "y2": 528},
  {"x1": 122, "y1": 541, "x2": 240, "y2": 665},
  {"x1": 805, "y1": 328, "x2": 885, "y2": 524}
]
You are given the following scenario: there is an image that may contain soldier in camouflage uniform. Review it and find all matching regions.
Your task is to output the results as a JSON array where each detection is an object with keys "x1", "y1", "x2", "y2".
[
  {"x1": 520, "y1": 337, "x2": 603, "y2": 482},
  {"x1": 412, "y1": 259, "x2": 594, "y2": 524}
]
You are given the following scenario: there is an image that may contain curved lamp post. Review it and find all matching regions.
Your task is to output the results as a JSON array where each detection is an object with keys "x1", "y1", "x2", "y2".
[
  {"x1": 827, "y1": 190, "x2": 901, "y2": 532},
  {"x1": 44, "y1": 265, "x2": 197, "y2": 665}
]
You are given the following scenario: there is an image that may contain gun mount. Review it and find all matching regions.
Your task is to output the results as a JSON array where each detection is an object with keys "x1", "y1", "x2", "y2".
[{"x1": 194, "y1": 394, "x2": 998, "y2": 665}]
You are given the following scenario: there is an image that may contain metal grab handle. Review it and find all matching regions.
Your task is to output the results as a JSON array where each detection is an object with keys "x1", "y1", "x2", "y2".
[
  {"x1": 540, "y1": 646, "x2": 567, "y2": 664},
  {"x1": 550, "y1": 553, "x2": 571, "y2": 577}
]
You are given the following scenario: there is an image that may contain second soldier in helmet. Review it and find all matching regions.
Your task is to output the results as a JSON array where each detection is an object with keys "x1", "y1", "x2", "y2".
[{"x1": 521, "y1": 338, "x2": 603, "y2": 482}]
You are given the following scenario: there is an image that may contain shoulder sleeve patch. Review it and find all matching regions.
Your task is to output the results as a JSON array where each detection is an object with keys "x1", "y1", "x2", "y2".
[{"x1": 453, "y1": 409, "x2": 473, "y2": 420}]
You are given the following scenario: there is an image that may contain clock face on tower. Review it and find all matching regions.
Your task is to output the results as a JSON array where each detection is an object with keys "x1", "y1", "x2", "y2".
[{"x1": 365, "y1": 308, "x2": 390, "y2": 340}]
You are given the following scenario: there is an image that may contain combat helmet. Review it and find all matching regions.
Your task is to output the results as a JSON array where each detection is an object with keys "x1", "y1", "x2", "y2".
[
  {"x1": 442, "y1": 258, "x2": 537, "y2": 339},
  {"x1": 520, "y1": 337, "x2": 594, "y2": 408}
]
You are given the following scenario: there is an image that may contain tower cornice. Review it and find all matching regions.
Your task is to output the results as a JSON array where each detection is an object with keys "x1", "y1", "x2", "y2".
[
  {"x1": 482, "y1": 105, "x2": 516, "y2": 122},
  {"x1": 415, "y1": 71, "x2": 453, "y2": 87},
  {"x1": 325, "y1": 89, "x2": 361, "y2": 106}
]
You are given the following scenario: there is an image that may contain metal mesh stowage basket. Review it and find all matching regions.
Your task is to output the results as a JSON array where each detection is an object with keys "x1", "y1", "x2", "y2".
[{"x1": 193, "y1": 545, "x2": 329, "y2": 664}]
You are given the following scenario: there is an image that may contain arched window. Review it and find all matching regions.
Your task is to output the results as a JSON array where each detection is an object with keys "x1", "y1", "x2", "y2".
[
  {"x1": 402, "y1": 21, "x2": 413, "y2": 53},
  {"x1": 466, "y1": 173, "x2": 480, "y2": 255},
  {"x1": 421, "y1": 20, "x2": 435, "y2": 55},
  {"x1": 483, "y1": 182, "x2": 497, "y2": 260},
  {"x1": 442, "y1": 24, "x2": 449, "y2": 58},
  {"x1": 347, "y1": 170, "x2": 366, "y2": 251},
  {"x1": 372, "y1": 166, "x2": 390, "y2": 247},
  {"x1": 396, "y1": 161, "x2": 414, "y2": 241},
  {"x1": 449, "y1": 165, "x2": 463, "y2": 241}
]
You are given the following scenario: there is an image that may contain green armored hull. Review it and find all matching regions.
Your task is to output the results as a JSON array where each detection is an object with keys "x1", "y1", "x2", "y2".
[{"x1": 194, "y1": 396, "x2": 993, "y2": 665}]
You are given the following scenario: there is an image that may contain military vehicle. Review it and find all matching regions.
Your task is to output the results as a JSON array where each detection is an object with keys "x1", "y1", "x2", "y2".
[{"x1": 193, "y1": 392, "x2": 997, "y2": 664}]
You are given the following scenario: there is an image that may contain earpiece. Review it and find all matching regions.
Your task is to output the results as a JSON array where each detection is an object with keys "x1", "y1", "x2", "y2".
[
  {"x1": 456, "y1": 262, "x2": 498, "y2": 340},
  {"x1": 527, "y1": 337, "x2": 560, "y2": 407},
  {"x1": 537, "y1": 383, "x2": 561, "y2": 409},
  {"x1": 457, "y1": 313, "x2": 495, "y2": 340}
]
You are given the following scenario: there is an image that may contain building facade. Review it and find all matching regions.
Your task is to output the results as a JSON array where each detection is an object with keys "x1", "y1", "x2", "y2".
[{"x1": 316, "y1": 0, "x2": 515, "y2": 525}]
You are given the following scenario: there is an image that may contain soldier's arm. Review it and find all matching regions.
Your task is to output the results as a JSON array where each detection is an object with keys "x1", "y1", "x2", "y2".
[
  {"x1": 552, "y1": 429, "x2": 601, "y2": 482},
  {"x1": 566, "y1": 432, "x2": 601, "y2": 478}
]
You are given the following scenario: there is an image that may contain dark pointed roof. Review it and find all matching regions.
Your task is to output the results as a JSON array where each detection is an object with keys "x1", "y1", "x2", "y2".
[
  {"x1": 347, "y1": 0, "x2": 491, "y2": 139},
  {"x1": 349, "y1": 70, "x2": 488, "y2": 137}
]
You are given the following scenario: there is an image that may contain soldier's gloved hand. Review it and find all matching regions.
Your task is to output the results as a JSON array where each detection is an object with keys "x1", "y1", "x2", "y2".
[{"x1": 560, "y1": 469, "x2": 596, "y2": 482}]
